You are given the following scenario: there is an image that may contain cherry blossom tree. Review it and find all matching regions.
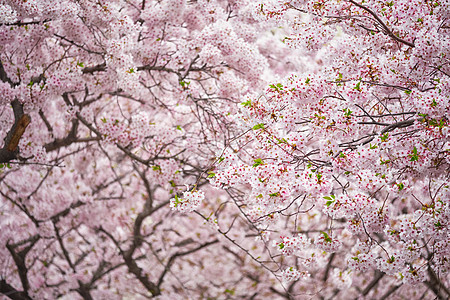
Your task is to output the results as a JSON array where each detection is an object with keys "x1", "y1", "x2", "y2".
[
  {"x1": 209, "y1": 0, "x2": 449, "y2": 298},
  {"x1": 0, "y1": 0, "x2": 449, "y2": 300}
]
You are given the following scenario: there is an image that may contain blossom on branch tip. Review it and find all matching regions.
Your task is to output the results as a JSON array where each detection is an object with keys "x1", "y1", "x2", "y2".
[{"x1": 170, "y1": 189, "x2": 204, "y2": 213}]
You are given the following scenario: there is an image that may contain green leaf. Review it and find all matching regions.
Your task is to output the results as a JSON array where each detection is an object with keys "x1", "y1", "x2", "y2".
[
  {"x1": 320, "y1": 231, "x2": 332, "y2": 242},
  {"x1": 354, "y1": 81, "x2": 361, "y2": 91},
  {"x1": 176, "y1": 125, "x2": 182, "y2": 130},
  {"x1": 173, "y1": 195, "x2": 182, "y2": 207},
  {"x1": 179, "y1": 80, "x2": 190, "y2": 88},
  {"x1": 253, "y1": 158, "x2": 263, "y2": 167},
  {"x1": 207, "y1": 172, "x2": 215, "y2": 178},
  {"x1": 380, "y1": 159, "x2": 391, "y2": 165},
  {"x1": 224, "y1": 288, "x2": 235, "y2": 295},
  {"x1": 252, "y1": 123, "x2": 265, "y2": 130},
  {"x1": 326, "y1": 200, "x2": 335, "y2": 207},
  {"x1": 269, "y1": 83, "x2": 283, "y2": 91},
  {"x1": 241, "y1": 100, "x2": 252, "y2": 107},
  {"x1": 410, "y1": 146, "x2": 419, "y2": 161}
]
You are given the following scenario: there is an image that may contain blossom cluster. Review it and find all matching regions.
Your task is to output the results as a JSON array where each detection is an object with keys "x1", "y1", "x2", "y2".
[
  {"x1": 272, "y1": 234, "x2": 310, "y2": 256},
  {"x1": 169, "y1": 189, "x2": 205, "y2": 213},
  {"x1": 280, "y1": 267, "x2": 310, "y2": 283}
]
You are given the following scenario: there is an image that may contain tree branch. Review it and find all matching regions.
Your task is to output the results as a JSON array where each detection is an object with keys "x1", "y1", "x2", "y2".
[
  {"x1": 0, "y1": 61, "x2": 31, "y2": 163},
  {"x1": 157, "y1": 239, "x2": 219, "y2": 288},
  {"x1": 5, "y1": 235, "x2": 40, "y2": 297},
  {"x1": 347, "y1": 0, "x2": 415, "y2": 47},
  {"x1": 426, "y1": 266, "x2": 450, "y2": 300},
  {"x1": 0, "y1": 279, "x2": 32, "y2": 300}
]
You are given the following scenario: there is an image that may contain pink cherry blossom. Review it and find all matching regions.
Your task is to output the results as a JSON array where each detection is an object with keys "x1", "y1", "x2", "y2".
[{"x1": 0, "y1": 0, "x2": 449, "y2": 299}]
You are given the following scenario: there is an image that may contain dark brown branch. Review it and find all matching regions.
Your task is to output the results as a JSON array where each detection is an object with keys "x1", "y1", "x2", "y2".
[
  {"x1": 0, "y1": 100, "x2": 31, "y2": 163},
  {"x1": 0, "y1": 279, "x2": 32, "y2": 300},
  {"x1": 0, "y1": 61, "x2": 31, "y2": 163},
  {"x1": 380, "y1": 118, "x2": 418, "y2": 134},
  {"x1": 45, "y1": 136, "x2": 101, "y2": 152},
  {"x1": 360, "y1": 270, "x2": 384, "y2": 296},
  {"x1": 1, "y1": 19, "x2": 51, "y2": 27},
  {"x1": 6, "y1": 113, "x2": 31, "y2": 152},
  {"x1": 53, "y1": 222, "x2": 76, "y2": 271},
  {"x1": 322, "y1": 253, "x2": 336, "y2": 282},
  {"x1": 82, "y1": 63, "x2": 107, "y2": 74},
  {"x1": 53, "y1": 34, "x2": 103, "y2": 55},
  {"x1": 44, "y1": 112, "x2": 100, "y2": 152},
  {"x1": 122, "y1": 249, "x2": 160, "y2": 296},
  {"x1": 76, "y1": 283, "x2": 93, "y2": 300},
  {"x1": 119, "y1": 200, "x2": 169, "y2": 296},
  {"x1": 269, "y1": 287, "x2": 293, "y2": 300},
  {"x1": 99, "y1": 200, "x2": 164, "y2": 297},
  {"x1": 5, "y1": 235, "x2": 40, "y2": 296},
  {"x1": 379, "y1": 284, "x2": 401, "y2": 300},
  {"x1": 157, "y1": 239, "x2": 219, "y2": 288},
  {"x1": 347, "y1": 0, "x2": 415, "y2": 47},
  {"x1": 39, "y1": 109, "x2": 53, "y2": 133},
  {"x1": 0, "y1": 60, "x2": 17, "y2": 86},
  {"x1": 49, "y1": 200, "x2": 84, "y2": 222},
  {"x1": 426, "y1": 266, "x2": 450, "y2": 300}
]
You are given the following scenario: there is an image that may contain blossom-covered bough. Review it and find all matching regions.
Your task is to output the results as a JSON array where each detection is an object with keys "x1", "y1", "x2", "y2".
[
  {"x1": 0, "y1": 0, "x2": 449, "y2": 299},
  {"x1": 208, "y1": 0, "x2": 449, "y2": 298}
]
